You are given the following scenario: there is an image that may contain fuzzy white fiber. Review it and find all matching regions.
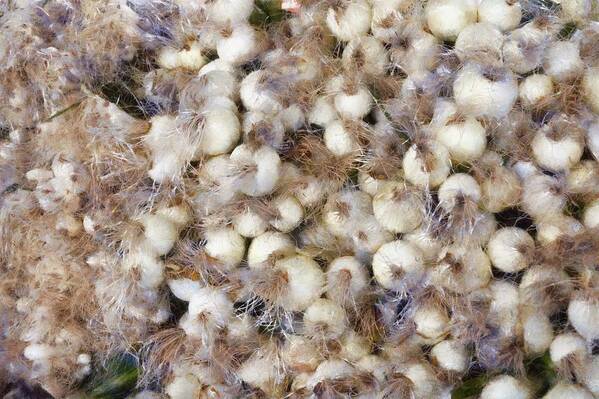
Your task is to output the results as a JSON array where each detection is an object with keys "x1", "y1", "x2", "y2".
[{"x1": 1, "y1": 0, "x2": 599, "y2": 398}]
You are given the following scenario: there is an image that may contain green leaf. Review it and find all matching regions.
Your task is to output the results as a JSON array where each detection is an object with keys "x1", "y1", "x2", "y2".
[
  {"x1": 452, "y1": 375, "x2": 490, "y2": 399},
  {"x1": 558, "y1": 22, "x2": 578, "y2": 40},
  {"x1": 452, "y1": 162, "x2": 473, "y2": 174},
  {"x1": 347, "y1": 168, "x2": 360, "y2": 186},
  {"x1": 249, "y1": 0, "x2": 285, "y2": 28},
  {"x1": 526, "y1": 352, "x2": 558, "y2": 397},
  {"x1": 100, "y1": 82, "x2": 146, "y2": 119},
  {"x1": 46, "y1": 100, "x2": 84, "y2": 121},
  {"x1": 565, "y1": 199, "x2": 585, "y2": 220},
  {"x1": 84, "y1": 354, "x2": 139, "y2": 399}
]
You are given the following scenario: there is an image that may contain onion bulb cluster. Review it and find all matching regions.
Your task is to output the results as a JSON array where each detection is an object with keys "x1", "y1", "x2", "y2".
[{"x1": 0, "y1": 0, "x2": 598, "y2": 398}]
